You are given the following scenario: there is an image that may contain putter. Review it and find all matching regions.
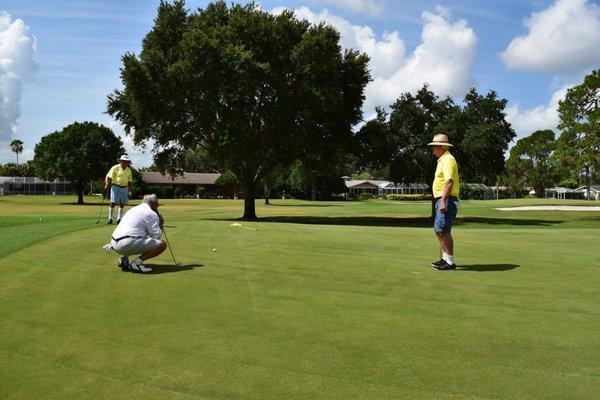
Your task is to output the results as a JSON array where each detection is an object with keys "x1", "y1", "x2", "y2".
[
  {"x1": 95, "y1": 189, "x2": 106, "y2": 224},
  {"x1": 161, "y1": 219, "x2": 182, "y2": 267}
]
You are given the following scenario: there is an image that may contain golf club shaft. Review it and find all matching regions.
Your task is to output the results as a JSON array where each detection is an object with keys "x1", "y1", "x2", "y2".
[
  {"x1": 96, "y1": 189, "x2": 106, "y2": 223},
  {"x1": 158, "y1": 212, "x2": 178, "y2": 266}
]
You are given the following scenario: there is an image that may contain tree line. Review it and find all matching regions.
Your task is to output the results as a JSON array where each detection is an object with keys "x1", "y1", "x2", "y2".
[{"x1": 3, "y1": 1, "x2": 598, "y2": 218}]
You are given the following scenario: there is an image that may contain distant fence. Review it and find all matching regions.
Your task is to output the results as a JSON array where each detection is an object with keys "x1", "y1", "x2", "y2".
[{"x1": 0, "y1": 176, "x2": 74, "y2": 196}]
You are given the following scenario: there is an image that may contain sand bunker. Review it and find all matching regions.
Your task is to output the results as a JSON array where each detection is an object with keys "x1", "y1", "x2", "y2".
[{"x1": 495, "y1": 205, "x2": 600, "y2": 211}]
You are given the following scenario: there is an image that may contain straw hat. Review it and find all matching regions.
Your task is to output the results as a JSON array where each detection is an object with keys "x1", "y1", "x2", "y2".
[
  {"x1": 427, "y1": 134, "x2": 453, "y2": 147},
  {"x1": 118, "y1": 154, "x2": 132, "y2": 162}
]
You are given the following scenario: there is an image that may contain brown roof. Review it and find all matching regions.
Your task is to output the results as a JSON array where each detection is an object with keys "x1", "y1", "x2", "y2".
[{"x1": 141, "y1": 172, "x2": 220, "y2": 185}]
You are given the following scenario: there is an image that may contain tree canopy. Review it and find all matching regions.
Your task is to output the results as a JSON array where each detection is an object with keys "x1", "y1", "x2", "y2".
[
  {"x1": 10, "y1": 139, "x2": 23, "y2": 165},
  {"x1": 33, "y1": 122, "x2": 124, "y2": 204},
  {"x1": 557, "y1": 69, "x2": 600, "y2": 199},
  {"x1": 107, "y1": 0, "x2": 370, "y2": 219},
  {"x1": 506, "y1": 130, "x2": 556, "y2": 198},
  {"x1": 355, "y1": 86, "x2": 515, "y2": 185}
]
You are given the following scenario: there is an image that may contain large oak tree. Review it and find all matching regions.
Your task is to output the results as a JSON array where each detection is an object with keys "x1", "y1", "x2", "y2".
[
  {"x1": 33, "y1": 122, "x2": 124, "y2": 204},
  {"x1": 107, "y1": 1, "x2": 370, "y2": 219}
]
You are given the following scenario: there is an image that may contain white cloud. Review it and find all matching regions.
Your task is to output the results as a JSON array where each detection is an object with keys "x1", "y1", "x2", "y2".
[
  {"x1": 501, "y1": 0, "x2": 600, "y2": 72},
  {"x1": 505, "y1": 85, "x2": 571, "y2": 140},
  {"x1": 311, "y1": 0, "x2": 384, "y2": 17},
  {"x1": 0, "y1": 12, "x2": 37, "y2": 142},
  {"x1": 366, "y1": 7, "x2": 477, "y2": 113},
  {"x1": 272, "y1": 6, "x2": 477, "y2": 117}
]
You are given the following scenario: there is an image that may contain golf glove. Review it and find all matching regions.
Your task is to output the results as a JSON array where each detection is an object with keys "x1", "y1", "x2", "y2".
[{"x1": 102, "y1": 243, "x2": 113, "y2": 253}]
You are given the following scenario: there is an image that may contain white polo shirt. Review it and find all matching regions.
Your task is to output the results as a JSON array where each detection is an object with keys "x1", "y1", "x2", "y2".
[{"x1": 112, "y1": 203, "x2": 162, "y2": 240}]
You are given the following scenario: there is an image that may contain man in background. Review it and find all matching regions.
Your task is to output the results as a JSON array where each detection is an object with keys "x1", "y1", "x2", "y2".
[{"x1": 104, "y1": 154, "x2": 133, "y2": 224}]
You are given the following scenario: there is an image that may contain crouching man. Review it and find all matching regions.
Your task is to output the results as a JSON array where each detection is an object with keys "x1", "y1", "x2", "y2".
[{"x1": 110, "y1": 194, "x2": 167, "y2": 273}]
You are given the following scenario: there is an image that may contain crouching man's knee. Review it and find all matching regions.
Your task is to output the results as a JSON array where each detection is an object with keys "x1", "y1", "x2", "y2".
[{"x1": 158, "y1": 240, "x2": 167, "y2": 252}]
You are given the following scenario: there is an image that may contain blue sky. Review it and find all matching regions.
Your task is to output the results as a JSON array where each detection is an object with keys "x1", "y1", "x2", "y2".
[{"x1": 1, "y1": 0, "x2": 599, "y2": 166}]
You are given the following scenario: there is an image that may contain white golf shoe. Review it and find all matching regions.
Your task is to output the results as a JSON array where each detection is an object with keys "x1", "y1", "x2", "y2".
[{"x1": 129, "y1": 259, "x2": 152, "y2": 273}]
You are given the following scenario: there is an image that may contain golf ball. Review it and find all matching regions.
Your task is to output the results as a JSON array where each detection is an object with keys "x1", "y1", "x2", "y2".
[{"x1": 212, "y1": 248, "x2": 217, "y2": 252}]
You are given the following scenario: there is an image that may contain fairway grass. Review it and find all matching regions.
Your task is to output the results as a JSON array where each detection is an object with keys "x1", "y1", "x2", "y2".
[{"x1": 1, "y1": 196, "x2": 599, "y2": 399}]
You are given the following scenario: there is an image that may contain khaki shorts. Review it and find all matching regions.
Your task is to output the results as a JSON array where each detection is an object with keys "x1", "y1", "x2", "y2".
[{"x1": 111, "y1": 237, "x2": 162, "y2": 256}]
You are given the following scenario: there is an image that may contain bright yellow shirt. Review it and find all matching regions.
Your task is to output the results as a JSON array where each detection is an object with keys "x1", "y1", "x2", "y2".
[
  {"x1": 432, "y1": 150, "x2": 460, "y2": 198},
  {"x1": 106, "y1": 164, "x2": 133, "y2": 187}
]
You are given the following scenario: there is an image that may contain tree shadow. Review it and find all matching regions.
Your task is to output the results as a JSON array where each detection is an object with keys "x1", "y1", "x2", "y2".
[
  {"x1": 142, "y1": 263, "x2": 204, "y2": 274},
  {"x1": 456, "y1": 264, "x2": 520, "y2": 272},
  {"x1": 217, "y1": 216, "x2": 564, "y2": 228},
  {"x1": 267, "y1": 204, "x2": 337, "y2": 207},
  {"x1": 454, "y1": 217, "x2": 563, "y2": 227},
  {"x1": 60, "y1": 201, "x2": 106, "y2": 206}
]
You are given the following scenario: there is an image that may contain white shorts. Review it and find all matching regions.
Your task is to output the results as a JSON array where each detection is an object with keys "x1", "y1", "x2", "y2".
[{"x1": 111, "y1": 237, "x2": 162, "y2": 256}]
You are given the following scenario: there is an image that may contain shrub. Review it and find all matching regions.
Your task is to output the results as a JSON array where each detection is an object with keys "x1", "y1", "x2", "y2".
[
  {"x1": 385, "y1": 194, "x2": 431, "y2": 201},
  {"x1": 174, "y1": 187, "x2": 183, "y2": 199},
  {"x1": 196, "y1": 186, "x2": 205, "y2": 199},
  {"x1": 357, "y1": 192, "x2": 373, "y2": 200}
]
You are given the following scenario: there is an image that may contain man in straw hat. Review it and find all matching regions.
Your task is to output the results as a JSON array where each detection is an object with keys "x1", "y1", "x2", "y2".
[
  {"x1": 104, "y1": 154, "x2": 134, "y2": 224},
  {"x1": 427, "y1": 134, "x2": 460, "y2": 270}
]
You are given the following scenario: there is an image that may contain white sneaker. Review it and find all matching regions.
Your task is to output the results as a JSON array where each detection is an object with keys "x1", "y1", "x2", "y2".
[{"x1": 129, "y1": 261, "x2": 152, "y2": 273}]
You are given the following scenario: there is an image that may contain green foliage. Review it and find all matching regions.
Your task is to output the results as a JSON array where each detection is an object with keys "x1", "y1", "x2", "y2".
[
  {"x1": 355, "y1": 86, "x2": 515, "y2": 185},
  {"x1": 174, "y1": 187, "x2": 183, "y2": 199},
  {"x1": 196, "y1": 185, "x2": 205, "y2": 198},
  {"x1": 384, "y1": 194, "x2": 430, "y2": 201},
  {"x1": 506, "y1": 130, "x2": 557, "y2": 198},
  {"x1": 557, "y1": 177, "x2": 579, "y2": 189},
  {"x1": 33, "y1": 122, "x2": 124, "y2": 204},
  {"x1": 107, "y1": 1, "x2": 370, "y2": 219},
  {"x1": 459, "y1": 183, "x2": 475, "y2": 200},
  {"x1": 351, "y1": 171, "x2": 374, "y2": 180},
  {"x1": 9, "y1": 139, "x2": 23, "y2": 165},
  {"x1": 557, "y1": 69, "x2": 600, "y2": 198},
  {"x1": 447, "y1": 89, "x2": 516, "y2": 183},
  {"x1": 0, "y1": 161, "x2": 35, "y2": 177},
  {"x1": 356, "y1": 192, "x2": 373, "y2": 200},
  {"x1": 144, "y1": 185, "x2": 175, "y2": 199}
]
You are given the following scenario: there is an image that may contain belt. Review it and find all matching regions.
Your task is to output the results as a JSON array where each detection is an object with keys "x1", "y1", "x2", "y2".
[
  {"x1": 434, "y1": 196, "x2": 459, "y2": 201},
  {"x1": 111, "y1": 184, "x2": 128, "y2": 188},
  {"x1": 112, "y1": 235, "x2": 144, "y2": 242}
]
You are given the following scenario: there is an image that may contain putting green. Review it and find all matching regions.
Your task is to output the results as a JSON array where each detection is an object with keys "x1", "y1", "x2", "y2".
[{"x1": 1, "y1": 196, "x2": 599, "y2": 399}]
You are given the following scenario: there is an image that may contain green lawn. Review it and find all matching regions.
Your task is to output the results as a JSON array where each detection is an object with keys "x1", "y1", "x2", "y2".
[{"x1": 1, "y1": 196, "x2": 599, "y2": 399}]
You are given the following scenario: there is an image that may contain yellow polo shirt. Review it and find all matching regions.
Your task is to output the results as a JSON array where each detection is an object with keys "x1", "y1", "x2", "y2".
[
  {"x1": 432, "y1": 150, "x2": 460, "y2": 198},
  {"x1": 106, "y1": 164, "x2": 133, "y2": 187}
]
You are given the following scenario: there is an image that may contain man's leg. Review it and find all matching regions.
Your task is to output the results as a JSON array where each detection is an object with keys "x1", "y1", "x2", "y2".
[
  {"x1": 129, "y1": 240, "x2": 167, "y2": 272},
  {"x1": 441, "y1": 231, "x2": 455, "y2": 265},
  {"x1": 107, "y1": 203, "x2": 115, "y2": 223},
  {"x1": 117, "y1": 206, "x2": 125, "y2": 223},
  {"x1": 139, "y1": 240, "x2": 167, "y2": 262}
]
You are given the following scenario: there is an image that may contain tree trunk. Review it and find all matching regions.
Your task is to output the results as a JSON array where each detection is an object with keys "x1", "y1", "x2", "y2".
[
  {"x1": 76, "y1": 184, "x2": 85, "y2": 205},
  {"x1": 242, "y1": 183, "x2": 257, "y2": 220},
  {"x1": 311, "y1": 182, "x2": 317, "y2": 201},
  {"x1": 264, "y1": 183, "x2": 270, "y2": 206},
  {"x1": 585, "y1": 165, "x2": 591, "y2": 200}
]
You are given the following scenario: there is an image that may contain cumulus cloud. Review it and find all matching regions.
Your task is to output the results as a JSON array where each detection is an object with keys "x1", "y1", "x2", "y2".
[
  {"x1": 366, "y1": 7, "x2": 477, "y2": 113},
  {"x1": 273, "y1": 6, "x2": 477, "y2": 117},
  {"x1": 505, "y1": 85, "x2": 571, "y2": 140},
  {"x1": 501, "y1": 0, "x2": 600, "y2": 72},
  {"x1": 0, "y1": 12, "x2": 37, "y2": 142},
  {"x1": 311, "y1": 0, "x2": 384, "y2": 17}
]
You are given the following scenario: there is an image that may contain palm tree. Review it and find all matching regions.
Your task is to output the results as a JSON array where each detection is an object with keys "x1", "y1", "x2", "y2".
[{"x1": 10, "y1": 139, "x2": 23, "y2": 165}]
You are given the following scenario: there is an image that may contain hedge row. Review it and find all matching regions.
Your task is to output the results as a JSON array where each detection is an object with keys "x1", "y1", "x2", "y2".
[{"x1": 385, "y1": 194, "x2": 431, "y2": 201}]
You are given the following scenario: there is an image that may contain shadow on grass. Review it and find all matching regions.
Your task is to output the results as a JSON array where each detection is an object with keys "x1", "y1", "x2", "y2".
[
  {"x1": 457, "y1": 264, "x2": 520, "y2": 272},
  {"x1": 142, "y1": 263, "x2": 204, "y2": 274},
  {"x1": 219, "y1": 216, "x2": 564, "y2": 228},
  {"x1": 267, "y1": 204, "x2": 337, "y2": 207}
]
